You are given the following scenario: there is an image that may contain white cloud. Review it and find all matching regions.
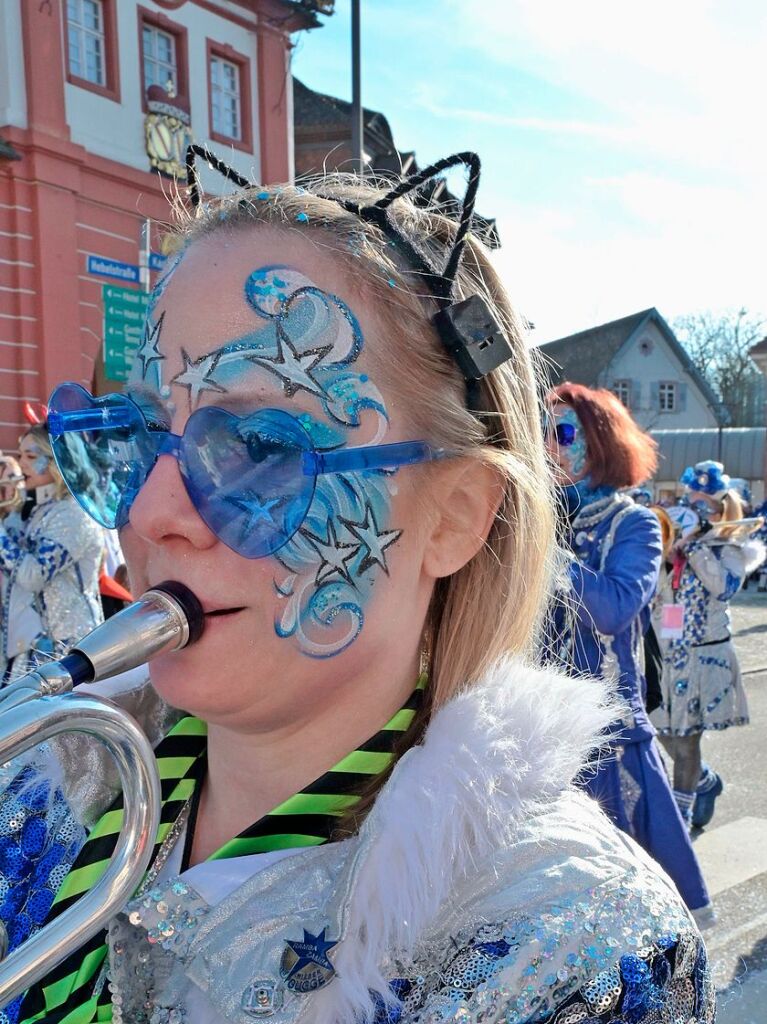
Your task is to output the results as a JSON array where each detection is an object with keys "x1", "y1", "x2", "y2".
[
  {"x1": 493, "y1": 171, "x2": 766, "y2": 344},
  {"x1": 433, "y1": 1, "x2": 767, "y2": 337},
  {"x1": 442, "y1": 0, "x2": 767, "y2": 176}
]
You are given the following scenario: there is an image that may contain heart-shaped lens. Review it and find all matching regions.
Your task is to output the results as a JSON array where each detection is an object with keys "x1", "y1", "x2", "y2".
[
  {"x1": 180, "y1": 406, "x2": 316, "y2": 558},
  {"x1": 556, "y1": 422, "x2": 577, "y2": 447},
  {"x1": 48, "y1": 382, "x2": 155, "y2": 529}
]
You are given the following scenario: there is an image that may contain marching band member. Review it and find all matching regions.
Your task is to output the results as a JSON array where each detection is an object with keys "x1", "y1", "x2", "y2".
[
  {"x1": 0, "y1": 424, "x2": 103, "y2": 682},
  {"x1": 0, "y1": 155, "x2": 714, "y2": 1024},
  {"x1": 652, "y1": 461, "x2": 764, "y2": 829},
  {"x1": 544, "y1": 384, "x2": 711, "y2": 918}
]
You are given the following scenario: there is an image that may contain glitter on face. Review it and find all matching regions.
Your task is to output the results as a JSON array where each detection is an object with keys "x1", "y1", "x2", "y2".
[{"x1": 131, "y1": 263, "x2": 402, "y2": 659}]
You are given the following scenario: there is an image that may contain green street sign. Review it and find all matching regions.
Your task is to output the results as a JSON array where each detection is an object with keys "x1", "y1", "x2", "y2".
[{"x1": 102, "y1": 284, "x2": 150, "y2": 381}]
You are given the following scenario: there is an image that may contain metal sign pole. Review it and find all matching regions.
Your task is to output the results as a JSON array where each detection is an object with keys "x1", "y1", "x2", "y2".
[
  {"x1": 139, "y1": 219, "x2": 151, "y2": 294},
  {"x1": 351, "y1": 0, "x2": 362, "y2": 175}
]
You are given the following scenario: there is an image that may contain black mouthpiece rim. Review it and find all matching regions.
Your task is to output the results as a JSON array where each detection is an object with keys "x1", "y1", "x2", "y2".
[{"x1": 149, "y1": 581, "x2": 205, "y2": 646}]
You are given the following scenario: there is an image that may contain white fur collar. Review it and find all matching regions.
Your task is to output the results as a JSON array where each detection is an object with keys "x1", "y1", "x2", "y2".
[{"x1": 311, "y1": 655, "x2": 618, "y2": 1024}]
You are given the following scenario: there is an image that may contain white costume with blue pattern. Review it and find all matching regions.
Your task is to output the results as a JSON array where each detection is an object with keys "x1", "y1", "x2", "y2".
[
  {"x1": 0, "y1": 488, "x2": 104, "y2": 681},
  {"x1": 0, "y1": 659, "x2": 714, "y2": 1023},
  {"x1": 651, "y1": 535, "x2": 762, "y2": 737}
]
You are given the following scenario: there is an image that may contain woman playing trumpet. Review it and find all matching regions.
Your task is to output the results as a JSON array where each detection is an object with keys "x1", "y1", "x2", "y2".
[{"x1": 0, "y1": 155, "x2": 714, "y2": 1024}]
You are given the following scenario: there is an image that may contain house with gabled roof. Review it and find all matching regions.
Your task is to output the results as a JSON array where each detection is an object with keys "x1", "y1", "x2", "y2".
[{"x1": 539, "y1": 307, "x2": 723, "y2": 430}]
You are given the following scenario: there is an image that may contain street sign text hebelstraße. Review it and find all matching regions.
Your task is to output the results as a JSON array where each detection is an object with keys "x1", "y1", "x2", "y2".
[{"x1": 87, "y1": 254, "x2": 140, "y2": 283}]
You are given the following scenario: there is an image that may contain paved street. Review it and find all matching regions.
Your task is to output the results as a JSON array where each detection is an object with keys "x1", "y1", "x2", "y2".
[{"x1": 684, "y1": 589, "x2": 767, "y2": 1022}]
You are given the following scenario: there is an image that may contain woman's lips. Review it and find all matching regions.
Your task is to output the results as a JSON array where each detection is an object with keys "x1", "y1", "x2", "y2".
[{"x1": 203, "y1": 606, "x2": 246, "y2": 619}]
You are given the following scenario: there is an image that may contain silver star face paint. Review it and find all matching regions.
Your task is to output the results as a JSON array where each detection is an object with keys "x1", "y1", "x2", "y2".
[{"x1": 127, "y1": 264, "x2": 403, "y2": 658}]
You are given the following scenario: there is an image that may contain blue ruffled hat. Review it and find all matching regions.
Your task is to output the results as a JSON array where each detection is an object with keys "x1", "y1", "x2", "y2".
[{"x1": 679, "y1": 460, "x2": 730, "y2": 499}]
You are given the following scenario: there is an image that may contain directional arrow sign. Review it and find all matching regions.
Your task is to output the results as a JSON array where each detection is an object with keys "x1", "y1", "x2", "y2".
[{"x1": 102, "y1": 284, "x2": 150, "y2": 382}]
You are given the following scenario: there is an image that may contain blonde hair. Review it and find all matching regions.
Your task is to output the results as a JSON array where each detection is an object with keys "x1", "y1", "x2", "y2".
[
  {"x1": 715, "y1": 490, "x2": 744, "y2": 539},
  {"x1": 650, "y1": 505, "x2": 674, "y2": 561},
  {"x1": 169, "y1": 176, "x2": 557, "y2": 812},
  {"x1": 20, "y1": 425, "x2": 69, "y2": 500}
]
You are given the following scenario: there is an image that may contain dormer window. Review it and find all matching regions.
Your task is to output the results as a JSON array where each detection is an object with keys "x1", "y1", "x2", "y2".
[{"x1": 658, "y1": 381, "x2": 677, "y2": 412}]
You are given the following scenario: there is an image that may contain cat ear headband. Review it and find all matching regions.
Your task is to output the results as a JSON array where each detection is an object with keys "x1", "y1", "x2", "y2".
[{"x1": 184, "y1": 145, "x2": 514, "y2": 417}]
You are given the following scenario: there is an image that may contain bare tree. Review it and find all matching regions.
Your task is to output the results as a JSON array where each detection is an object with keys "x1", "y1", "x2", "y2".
[{"x1": 673, "y1": 308, "x2": 766, "y2": 427}]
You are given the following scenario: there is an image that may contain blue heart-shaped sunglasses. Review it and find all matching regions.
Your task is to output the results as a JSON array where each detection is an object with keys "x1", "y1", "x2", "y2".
[{"x1": 47, "y1": 383, "x2": 450, "y2": 559}]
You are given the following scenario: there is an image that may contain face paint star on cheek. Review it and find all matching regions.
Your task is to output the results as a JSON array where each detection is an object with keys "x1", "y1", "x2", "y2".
[
  {"x1": 339, "y1": 502, "x2": 402, "y2": 576},
  {"x1": 300, "y1": 519, "x2": 359, "y2": 589}
]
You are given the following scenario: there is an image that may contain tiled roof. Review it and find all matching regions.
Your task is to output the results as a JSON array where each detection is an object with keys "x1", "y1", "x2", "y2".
[
  {"x1": 538, "y1": 309, "x2": 655, "y2": 385},
  {"x1": 652, "y1": 427, "x2": 765, "y2": 481},
  {"x1": 293, "y1": 79, "x2": 500, "y2": 247}
]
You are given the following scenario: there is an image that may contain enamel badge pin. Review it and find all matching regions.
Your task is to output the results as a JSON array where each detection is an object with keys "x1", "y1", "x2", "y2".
[
  {"x1": 241, "y1": 978, "x2": 284, "y2": 1018},
  {"x1": 279, "y1": 927, "x2": 338, "y2": 993}
]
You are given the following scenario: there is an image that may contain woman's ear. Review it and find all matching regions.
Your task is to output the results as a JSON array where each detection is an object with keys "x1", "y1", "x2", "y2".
[{"x1": 422, "y1": 460, "x2": 503, "y2": 579}]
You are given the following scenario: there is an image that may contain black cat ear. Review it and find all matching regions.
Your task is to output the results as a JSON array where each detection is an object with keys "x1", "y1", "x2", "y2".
[
  {"x1": 182, "y1": 145, "x2": 514, "y2": 414},
  {"x1": 358, "y1": 153, "x2": 514, "y2": 404},
  {"x1": 185, "y1": 144, "x2": 250, "y2": 209}
]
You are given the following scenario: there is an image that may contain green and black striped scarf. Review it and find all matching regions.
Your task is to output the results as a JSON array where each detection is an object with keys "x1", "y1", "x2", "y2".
[{"x1": 18, "y1": 679, "x2": 424, "y2": 1024}]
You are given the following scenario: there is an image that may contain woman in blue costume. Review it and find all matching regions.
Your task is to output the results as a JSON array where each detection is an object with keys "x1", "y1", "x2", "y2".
[
  {"x1": 0, "y1": 156, "x2": 714, "y2": 1024},
  {"x1": 545, "y1": 383, "x2": 711, "y2": 921}
]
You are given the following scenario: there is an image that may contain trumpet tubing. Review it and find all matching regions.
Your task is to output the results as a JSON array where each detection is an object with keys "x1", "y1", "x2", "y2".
[{"x1": 0, "y1": 693, "x2": 161, "y2": 1006}]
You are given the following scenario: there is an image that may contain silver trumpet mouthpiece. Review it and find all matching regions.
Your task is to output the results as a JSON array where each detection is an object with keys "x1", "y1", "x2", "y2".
[{"x1": 0, "y1": 582, "x2": 205, "y2": 713}]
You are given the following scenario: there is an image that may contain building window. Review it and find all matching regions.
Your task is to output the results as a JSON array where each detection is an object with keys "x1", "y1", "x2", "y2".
[
  {"x1": 207, "y1": 41, "x2": 253, "y2": 153},
  {"x1": 138, "y1": 7, "x2": 189, "y2": 112},
  {"x1": 67, "y1": 0, "x2": 105, "y2": 85},
  {"x1": 143, "y1": 23, "x2": 177, "y2": 96},
  {"x1": 611, "y1": 380, "x2": 632, "y2": 408},
  {"x1": 65, "y1": 0, "x2": 119, "y2": 101},
  {"x1": 211, "y1": 57, "x2": 242, "y2": 140},
  {"x1": 658, "y1": 381, "x2": 677, "y2": 412}
]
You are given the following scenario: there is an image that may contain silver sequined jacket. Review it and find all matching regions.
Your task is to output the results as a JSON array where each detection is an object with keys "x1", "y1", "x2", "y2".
[
  {"x1": 5, "y1": 658, "x2": 715, "y2": 1024},
  {"x1": 0, "y1": 490, "x2": 104, "y2": 676}
]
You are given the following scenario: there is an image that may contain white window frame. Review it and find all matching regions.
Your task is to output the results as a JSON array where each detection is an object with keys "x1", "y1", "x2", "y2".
[
  {"x1": 611, "y1": 379, "x2": 632, "y2": 408},
  {"x1": 210, "y1": 56, "x2": 242, "y2": 141},
  {"x1": 66, "y1": 0, "x2": 106, "y2": 86},
  {"x1": 658, "y1": 381, "x2": 677, "y2": 413},
  {"x1": 143, "y1": 23, "x2": 178, "y2": 96}
]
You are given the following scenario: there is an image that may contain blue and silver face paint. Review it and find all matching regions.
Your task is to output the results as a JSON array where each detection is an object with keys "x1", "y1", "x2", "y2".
[
  {"x1": 131, "y1": 248, "x2": 187, "y2": 394},
  {"x1": 556, "y1": 407, "x2": 587, "y2": 480},
  {"x1": 128, "y1": 265, "x2": 401, "y2": 659}
]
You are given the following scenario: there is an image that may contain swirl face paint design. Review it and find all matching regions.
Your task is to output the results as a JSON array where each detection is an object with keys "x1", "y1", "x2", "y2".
[{"x1": 129, "y1": 265, "x2": 400, "y2": 659}]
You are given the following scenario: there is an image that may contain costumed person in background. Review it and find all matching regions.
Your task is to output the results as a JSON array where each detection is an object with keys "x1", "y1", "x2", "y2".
[
  {"x1": 0, "y1": 153, "x2": 714, "y2": 1024},
  {"x1": 754, "y1": 496, "x2": 767, "y2": 591},
  {"x1": 545, "y1": 383, "x2": 711, "y2": 920},
  {"x1": 652, "y1": 460, "x2": 764, "y2": 830},
  {"x1": 0, "y1": 453, "x2": 25, "y2": 518},
  {"x1": 0, "y1": 424, "x2": 104, "y2": 681}
]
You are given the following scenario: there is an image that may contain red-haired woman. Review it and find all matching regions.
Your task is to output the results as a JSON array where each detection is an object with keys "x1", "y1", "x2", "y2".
[{"x1": 545, "y1": 383, "x2": 711, "y2": 921}]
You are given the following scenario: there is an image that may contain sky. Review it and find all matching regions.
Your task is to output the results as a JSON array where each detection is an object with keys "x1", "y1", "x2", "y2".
[{"x1": 291, "y1": 0, "x2": 766, "y2": 343}]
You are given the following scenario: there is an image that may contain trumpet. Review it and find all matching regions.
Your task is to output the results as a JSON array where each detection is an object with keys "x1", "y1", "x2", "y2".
[{"x1": 0, "y1": 581, "x2": 205, "y2": 1006}]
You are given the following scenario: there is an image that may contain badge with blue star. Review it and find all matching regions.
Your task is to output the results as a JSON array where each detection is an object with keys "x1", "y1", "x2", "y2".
[{"x1": 279, "y1": 927, "x2": 338, "y2": 993}]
